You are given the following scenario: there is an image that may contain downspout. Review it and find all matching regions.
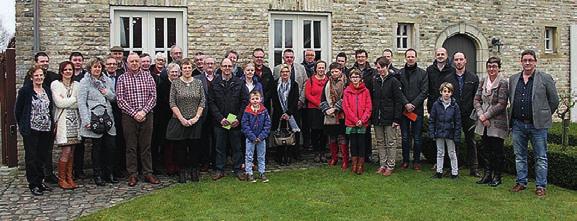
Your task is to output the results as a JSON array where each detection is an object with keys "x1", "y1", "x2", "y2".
[{"x1": 33, "y1": 0, "x2": 40, "y2": 53}]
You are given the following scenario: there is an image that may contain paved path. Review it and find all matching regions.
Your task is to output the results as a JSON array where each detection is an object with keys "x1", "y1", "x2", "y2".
[{"x1": 0, "y1": 153, "x2": 325, "y2": 221}]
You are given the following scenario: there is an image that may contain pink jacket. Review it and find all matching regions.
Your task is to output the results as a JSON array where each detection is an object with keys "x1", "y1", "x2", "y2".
[{"x1": 343, "y1": 83, "x2": 372, "y2": 127}]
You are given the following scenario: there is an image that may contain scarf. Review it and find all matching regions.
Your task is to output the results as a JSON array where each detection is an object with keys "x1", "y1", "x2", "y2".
[
  {"x1": 277, "y1": 78, "x2": 291, "y2": 112},
  {"x1": 329, "y1": 77, "x2": 344, "y2": 107}
]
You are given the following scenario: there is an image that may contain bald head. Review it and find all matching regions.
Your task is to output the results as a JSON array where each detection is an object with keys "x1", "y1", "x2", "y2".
[{"x1": 435, "y1": 48, "x2": 448, "y2": 64}]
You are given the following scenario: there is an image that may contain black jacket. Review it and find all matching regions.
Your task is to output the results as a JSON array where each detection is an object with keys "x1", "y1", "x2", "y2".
[
  {"x1": 256, "y1": 65, "x2": 275, "y2": 110},
  {"x1": 370, "y1": 74, "x2": 403, "y2": 126},
  {"x1": 15, "y1": 83, "x2": 53, "y2": 136},
  {"x1": 442, "y1": 70, "x2": 479, "y2": 117},
  {"x1": 208, "y1": 75, "x2": 248, "y2": 127},
  {"x1": 271, "y1": 79, "x2": 299, "y2": 130},
  {"x1": 398, "y1": 63, "x2": 429, "y2": 115},
  {"x1": 426, "y1": 61, "x2": 455, "y2": 112}
]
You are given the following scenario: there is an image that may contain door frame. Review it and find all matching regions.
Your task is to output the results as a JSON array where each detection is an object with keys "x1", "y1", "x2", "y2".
[{"x1": 1, "y1": 48, "x2": 18, "y2": 167}]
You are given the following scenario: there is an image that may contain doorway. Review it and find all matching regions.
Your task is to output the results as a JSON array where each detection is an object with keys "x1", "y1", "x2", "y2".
[{"x1": 443, "y1": 34, "x2": 477, "y2": 74}]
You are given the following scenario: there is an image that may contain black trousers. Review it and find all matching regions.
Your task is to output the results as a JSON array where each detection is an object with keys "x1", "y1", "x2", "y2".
[
  {"x1": 364, "y1": 124, "x2": 372, "y2": 161},
  {"x1": 175, "y1": 139, "x2": 201, "y2": 169},
  {"x1": 350, "y1": 133, "x2": 365, "y2": 157},
  {"x1": 310, "y1": 129, "x2": 326, "y2": 153},
  {"x1": 479, "y1": 130, "x2": 504, "y2": 174},
  {"x1": 462, "y1": 118, "x2": 478, "y2": 170},
  {"x1": 200, "y1": 119, "x2": 215, "y2": 167},
  {"x1": 23, "y1": 130, "x2": 51, "y2": 188},
  {"x1": 90, "y1": 134, "x2": 116, "y2": 176},
  {"x1": 73, "y1": 139, "x2": 85, "y2": 174}
]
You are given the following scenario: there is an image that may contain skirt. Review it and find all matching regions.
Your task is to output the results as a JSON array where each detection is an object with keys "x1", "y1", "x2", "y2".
[
  {"x1": 57, "y1": 109, "x2": 81, "y2": 146},
  {"x1": 323, "y1": 119, "x2": 345, "y2": 136},
  {"x1": 306, "y1": 108, "x2": 325, "y2": 130},
  {"x1": 165, "y1": 118, "x2": 203, "y2": 140}
]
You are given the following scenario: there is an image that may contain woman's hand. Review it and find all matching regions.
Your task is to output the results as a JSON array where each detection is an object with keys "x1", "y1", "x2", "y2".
[
  {"x1": 180, "y1": 117, "x2": 190, "y2": 127},
  {"x1": 355, "y1": 120, "x2": 363, "y2": 127},
  {"x1": 479, "y1": 114, "x2": 487, "y2": 122},
  {"x1": 325, "y1": 108, "x2": 335, "y2": 116},
  {"x1": 281, "y1": 113, "x2": 290, "y2": 120},
  {"x1": 482, "y1": 119, "x2": 491, "y2": 127}
]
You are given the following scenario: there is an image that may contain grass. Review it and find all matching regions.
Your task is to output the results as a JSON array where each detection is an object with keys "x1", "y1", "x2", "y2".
[{"x1": 79, "y1": 165, "x2": 577, "y2": 221}]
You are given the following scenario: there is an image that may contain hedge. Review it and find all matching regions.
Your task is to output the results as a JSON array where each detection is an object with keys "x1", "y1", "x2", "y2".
[{"x1": 548, "y1": 122, "x2": 577, "y2": 146}]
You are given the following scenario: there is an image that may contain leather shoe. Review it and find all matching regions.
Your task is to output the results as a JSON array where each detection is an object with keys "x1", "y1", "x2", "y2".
[
  {"x1": 128, "y1": 176, "x2": 138, "y2": 187},
  {"x1": 105, "y1": 174, "x2": 119, "y2": 184},
  {"x1": 511, "y1": 183, "x2": 527, "y2": 192},
  {"x1": 30, "y1": 186, "x2": 43, "y2": 196},
  {"x1": 94, "y1": 176, "x2": 106, "y2": 186},
  {"x1": 144, "y1": 175, "x2": 161, "y2": 184},
  {"x1": 39, "y1": 183, "x2": 53, "y2": 192},
  {"x1": 212, "y1": 171, "x2": 225, "y2": 181},
  {"x1": 535, "y1": 187, "x2": 546, "y2": 197},
  {"x1": 413, "y1": 163, "x2": 421, "y2": 171},
  {"x1": 400, "y1": 162, "x2": 409, "y2": 169}
]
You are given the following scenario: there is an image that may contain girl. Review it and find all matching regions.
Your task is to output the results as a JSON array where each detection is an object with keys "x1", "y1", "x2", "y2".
[{"x1": 320, "y1": 62, "x2": 348, "y2": 171}]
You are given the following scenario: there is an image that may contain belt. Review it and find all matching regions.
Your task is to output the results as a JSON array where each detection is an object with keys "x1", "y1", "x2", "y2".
[{"x1": 515, "y1": 118, "x2": 533, "y2": 124}]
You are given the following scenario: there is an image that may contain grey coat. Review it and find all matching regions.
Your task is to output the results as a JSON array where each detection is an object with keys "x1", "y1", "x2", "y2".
[
  {"x1": 473, "y1": 74, "x2": 509, "y2": 139},
  {"x1": 508, "y1": 70, "x2": 559, "y2": 129},
  {"x1": 77, "y1": 73, "x2": 117, "y2": 138}
]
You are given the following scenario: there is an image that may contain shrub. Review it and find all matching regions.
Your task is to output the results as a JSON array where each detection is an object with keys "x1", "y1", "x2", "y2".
[{"x1": 548, "y1": 122, "x2": 577, "y2": 146}]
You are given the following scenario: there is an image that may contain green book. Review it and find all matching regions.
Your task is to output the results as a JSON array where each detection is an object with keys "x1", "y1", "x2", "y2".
[{"x1": 223, "y1": 113, "x2": 237, "y2": 130}]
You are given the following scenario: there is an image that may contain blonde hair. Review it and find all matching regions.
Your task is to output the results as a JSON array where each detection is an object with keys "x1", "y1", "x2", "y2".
[{"x1": 439, "y1": 82, "x2": 454, "y2": 93}]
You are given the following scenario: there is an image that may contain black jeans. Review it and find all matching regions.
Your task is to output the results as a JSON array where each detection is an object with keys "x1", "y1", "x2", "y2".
[
  {"x1": 310, "y1": 129, "x2": 326, "y2": 154},
  {"x1": 73, "y1": 139, "x2": 85, "y2": 174},
  {"x1": 175, "y1": 139, "x2": 201, "y2": 169},
  {"x1": 349, "y1": 133, "x2": 365, "y2": 157},
  {"x1": 479, "y1": 130, "x2": 504, "y2": 174},
  {"x1": 214, "y1": 127, "x2": 242, "y2": 173},
  {"x1": 23, "y1": 130, "x2": 52, "y2": 188},
  {"x1": 90, "y1": 134, "x2": 116, "y2": 177},
  {"x1": 462, "y1": 118, "x2": 478, "y2": 170}
]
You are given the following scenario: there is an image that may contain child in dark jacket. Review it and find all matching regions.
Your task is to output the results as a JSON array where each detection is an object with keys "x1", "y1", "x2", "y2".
[
  {"x1": 241, "y1": 91, "x2": 272, "y2": 182},
  {"x1": 429, "y1": 82, "x2": 462, "y2": 179}
]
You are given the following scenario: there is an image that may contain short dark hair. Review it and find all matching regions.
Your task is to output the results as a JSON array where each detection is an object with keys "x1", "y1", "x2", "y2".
[
  {"x1": 328, "y1": 62, "x2": 343, "y2": 71},
  {"x1": 194, "y1": 51, "x2": 204, "y2": 56},
  {"x1": 453, "y1": 51, "x2": 467, "y2": 59},
  {"x1": 283, "y1": 49, "x2": 294, "y2": 55},
  {"x1": 375, "y1": 56, "x2": 390, "y2": 68},
  {"x1": 521, "y1": 49, "x2": 537, "y2": 61},
  {"x1": 140, "y1": 53, "x2": 151, "y2": 59},
  {"x1": 486, "y1": 56, "x2": 502, "y2": 68},
  {"x1": 34, "y1": 52, "x2": 49, "y2": 62},
  {"x1": 69, "y1": 51, "x2": 83, "y2": 61},
  {"x1": 253, "y1": 48, "x2": 265, "y2": 56},
  {"x1": 336, "y1": 52, "x2": 347, "y2": 61},
  {"x1": 58, "y1": 61, "x2": 75, "y2": 76},
  {"x1": 355, "y1": 49, "x2": 367, "y2": 58},
  {"x1": 382, "y1": 49, "x2": 393, "y2": 55},
  {"x1": 181, "y1": 58, "x2": 195, "y2": 67},
  {"x1": 225, "y1": 50, "x2": 238, "y2": 58},
  {"x1": 404, "y1": 48, "x2": 417, "y2": 57}
]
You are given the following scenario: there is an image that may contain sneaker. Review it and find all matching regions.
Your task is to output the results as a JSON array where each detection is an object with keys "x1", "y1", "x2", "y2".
[
  {"x1": 247, "y1": 174, "x2": 256, "y2": 183},
  {"x1": 431, "y1": 172, "x2": 443, "y2": 179},
  {"x1": 260, "y1": 174, "x2": 269, "y2": 183}
]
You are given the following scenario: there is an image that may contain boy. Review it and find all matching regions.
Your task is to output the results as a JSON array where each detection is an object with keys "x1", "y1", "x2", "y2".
[{"x1": 241, "y1": 91, "x2": 272, "y2": 182}]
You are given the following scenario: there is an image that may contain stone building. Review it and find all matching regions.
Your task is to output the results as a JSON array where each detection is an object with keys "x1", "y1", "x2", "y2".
[{"x1": 6, "y1": 0, "x2": 577, "y2": 167}]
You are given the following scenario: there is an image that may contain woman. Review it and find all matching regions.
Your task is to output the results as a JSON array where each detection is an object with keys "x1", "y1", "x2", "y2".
[
  {"x1": 473, "y1": 57, "x2": 509, "y2": 187},
  {"x1": 272, "y1": 64, "x2": 300, "y2": 165},
  {"x1": 371, "y1": 57, "x2": 403, "y2": 176},
  {"x1": 305, "y1": 60, "x2": 329, "y2": 163},
  {"x1": 165, "y1": 58, "x2": 205, "y2": 183},
  {"x1": 158, "y1": 63, "x2": 181, "y2": 175},
  {"x1": 16, "y1": 66, "x2": 54, "y2": 196},
  {"x1": 241, "y1": 62, "x2": 264, "y2": 99},
  {"x1": 343, "y1": 69, "x2": 372, "y2": 174},
  {"x1": 51, "y1": 61, "x2": 81, "y2": 189},
  {"x1": 320, "y1": 62, "x2": 348, "y2": 170},
  {"x1": 78, "y1": 57, "x2": 117, "y2": 186},
  {"x1": 150, "y1": 52, "x2": 167, "y2": 78}
]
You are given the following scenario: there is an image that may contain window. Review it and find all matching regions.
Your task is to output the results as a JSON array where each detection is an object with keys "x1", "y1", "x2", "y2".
[
  {"x1": 545, "y1": 27, "x2": 557, "y2": 53},
  {"x1": 269, "y1": 13, "x2": 331, "y2": 67},
  {"x1": 110, "y1": 8, "x2": 187, "y2": 62},
  {"x1": 396, "y1": 23, "x2": 414, "y2": 50}
]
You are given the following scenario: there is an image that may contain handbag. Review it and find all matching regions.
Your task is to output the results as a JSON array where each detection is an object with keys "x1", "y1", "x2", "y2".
[
  {"x1": 90, "y1": 104, "x2": 113, "y2": 134},
  {"x1": 52, "y1": 110, "x2": 65, "y2": 137},
  {"x1": 270, "y1": 119, "x2": 296, "y2": 147}
]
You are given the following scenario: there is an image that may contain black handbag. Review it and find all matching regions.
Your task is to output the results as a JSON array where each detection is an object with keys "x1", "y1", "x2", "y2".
[{"x1": 90, "y1": 104, "x2": 113, "y2": 134}]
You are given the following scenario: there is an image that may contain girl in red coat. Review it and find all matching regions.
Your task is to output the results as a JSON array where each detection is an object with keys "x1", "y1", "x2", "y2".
[
  {"x1": 343, "y1": 69, "x2": 372, "y2": 174},
  {"x1": 305, "y1": 61, "x2": 329, "y2": 163}
]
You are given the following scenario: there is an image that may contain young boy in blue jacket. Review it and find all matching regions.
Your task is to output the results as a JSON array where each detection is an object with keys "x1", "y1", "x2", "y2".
[{"x1": 242, "y1": 91, "x2": 272, "y2": 182}]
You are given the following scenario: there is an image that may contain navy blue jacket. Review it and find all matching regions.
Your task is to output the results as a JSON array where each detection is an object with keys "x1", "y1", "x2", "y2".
[
  {"x1": 15, "y1": 83, "x2": 53, "y2": 136},
  {"x1": 428, "y1": 97, "x2": 461, "y2": 143},
  {"x1": 241, "y1": 104, "x2": 272, "y2": 142}
]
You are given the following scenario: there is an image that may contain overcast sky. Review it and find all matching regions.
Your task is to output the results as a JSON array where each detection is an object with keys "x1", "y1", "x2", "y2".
[{"x1": 0, "y1": 0, "x2": 15, "y2": 52}]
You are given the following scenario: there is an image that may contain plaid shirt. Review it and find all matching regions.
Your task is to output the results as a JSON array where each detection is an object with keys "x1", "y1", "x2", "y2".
[{"x1": 116, "y1": 69, "x2": 157, "y2": 117}]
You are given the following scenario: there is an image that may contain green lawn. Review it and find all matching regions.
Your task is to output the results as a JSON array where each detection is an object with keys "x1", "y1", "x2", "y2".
[{"x1": 79, "y1": 165, "x2": 577, "y2": 221}]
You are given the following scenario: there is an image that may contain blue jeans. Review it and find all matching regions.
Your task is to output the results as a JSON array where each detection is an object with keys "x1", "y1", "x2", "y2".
[
  {"x1": 214, "y1": 127, "x2": 243, "y2": 173},
  {"x1": 245, "y1": 139, "x2": 266, "y2": 175},
  {"x1": 512, "y1": 119, "x2": 548, "y2": 188},
  {"x1": 400, "y1": 114, "x2": 423, "y2": 163}
]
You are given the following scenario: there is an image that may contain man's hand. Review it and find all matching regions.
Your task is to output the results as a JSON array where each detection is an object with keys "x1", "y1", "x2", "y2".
[
  {"x1": 231, "y1": 120, "x2": 240, "y2": 128},
  {"x1": 392, "y1": 122, "x2": 399, "y2": 128},
  {"x1": 220, "y1": 118, "x2": 230, "y2": 126},
  {"x1": 404, "y1": 103, "x2": 415, "y2": 112},
  {"x1": 254, "y1": 138, "x2": 261, "y2": 143}
]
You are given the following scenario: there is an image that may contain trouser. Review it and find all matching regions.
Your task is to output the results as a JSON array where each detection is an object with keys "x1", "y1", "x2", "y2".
[
  {"x1": 200, "y1": 118, "x2": 215, "y2": 167},
  {"x1": 42, "y1": 132, "x2": 55, "y2": 178},
  {"x1": 512, "y1": 119, "x2": 548, "y2": 188},
  {"x1": 122, "y1": 113, "x2": 154, "y2": 177},
  {"x1": 245, "y1": 139, "x2": 266, "y2": 175},
  {"x1": 301, "y1": 109, "x2": 311, "y2": 148},
  {"x1": 310, "y1": 129, "x2": 326, "y2": 154},
  {"x1": 436, "y1": 138, "x2": 458, "y2": 175},
  {"x1": 73, "y1": 139, "x2": 85, "y2": 174},
  {"x1": 462, "y1": 118, "x2": 478, "y2": 171},
  {"x1": 90, "y1": 134, "x2": 116, "y2": 177},
  {"x1": 364, "y1": 124, "x2": 373, "y2": 161},
  {"x1": 175, "y1": 139, "x2": 201, "y2": 169},
  {"x1": 400, "y1": 114, "x2": 423, "y2": 163},
  {"x1": 112, "y1": 105, "x2": 126, "y2": 176},
  {"x1": 349, "y1": 133, "x2": 365, "y2": 157},
  {"x1": 214, "y1": 126, "x2": 243, "y2": 173},
  {"x1": 150, "y1": 115, "x2": 164, "y2": 172},
  {"x1": 375, "y1": 125, "x2": 399, "y2": 169},
  {"x1": 23, "y1": 130, "x2": 51, "y2": 188},
  {"x1": 479, "y1": 129, "x2": 504, "y2": 174}
]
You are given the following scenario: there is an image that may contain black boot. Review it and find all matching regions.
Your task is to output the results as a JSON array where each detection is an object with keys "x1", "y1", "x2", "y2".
[
  {"x1": 191, "y1": 168, "x2": 200, "y2": 182},
  {"x1": 476, "y1": 170, "x2": 493, "y2": 184},
  {"x1": 489, "y1": 172, "x2": 502, "y2": 187},
  {"x1": 178, "y1": 169, "x2": 187, "y2": 183},
  {"x1": 104, "y1": 173, "x2": 119, "y2": 184},
  {"x1": 94, "y1": 171, "x2": 105, "y2": 186}
]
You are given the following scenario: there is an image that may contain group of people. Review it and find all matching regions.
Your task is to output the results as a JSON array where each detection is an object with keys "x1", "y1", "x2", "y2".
[{"x1": 16, "y1": 45, "x2": 559, "y2": 198}]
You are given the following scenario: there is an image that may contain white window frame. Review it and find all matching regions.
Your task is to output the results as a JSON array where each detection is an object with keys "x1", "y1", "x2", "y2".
[
  {"x1": 396, "y1": 23, "x2": 414, "y2": 51},
  {"x1": 545, "y1": 27, "x2": 556, "y2": 53},
  {"x1": 110, "y1": 7, "x2": 188, "y2": 59},
  {"x1": 268, "y1": 12, "x2": 331, "y2": 67}
]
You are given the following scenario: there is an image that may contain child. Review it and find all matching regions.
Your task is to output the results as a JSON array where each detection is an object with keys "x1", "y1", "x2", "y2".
[
  {"x1": 320, "y1": 62, "x2": 348, "y2": 171},
  {"x1": 429, "y1": 82, "x2": 462, "y2": 179},
  {"x1": 241, "y1": 91, "x2": 272, "y2": 182},
  {"x1": 342, "y1": 69, "x2": 372, "y2": 174}
]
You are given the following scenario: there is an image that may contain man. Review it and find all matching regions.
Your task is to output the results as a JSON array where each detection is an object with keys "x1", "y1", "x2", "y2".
[
  {"x1": 139, "y1": 52, "x2": 161, "y2": 174},
  {"x1": 382, "y1": 49, "x2": 399, "y2": 75},
  {"x1": 335, "y1": 52, "x2": 350, "y2": 76},
  {"x1": 426, "y1": 48, "x2": 455, "y2": 114},
  {"x1": 196, "y1": 57, "x2": 218, "y2": 172},
  {"x1": 110, "y1": 46, "x2": 127, "y2": 72},
  {"x1": 192, "y1": 52, "x2": 205, "y2": 76},
  {"x1": 352, "y1": 49, "x2": 376, "y2": 162},
  {"x1": 398, "y1": 48, "x2": 428, "y2": 171},
  {"x1": 170, "y1": 45, "x2": 183, "y2": 64},
  {"x1": 216, "y1": 50, "x2": 244, "y2": 78},
  {"x1": 116, "y1": 52, "x2": 160, "y2": 186},
  {"x1": 104, "y1": 55, "x2": 124, "y2": 180},
  {"x1": 442, "y1": 52, "x2": 480, "y2": 177},
  {"x1": 140, "y1": 53, "x2": 152, "y2": 72},
  {"x1": 209, "y1": 58, "x2": 248, "y2": 181},
  {"x1": 252, "y1": 48, "x2": 275, "y2": 110},
  {"x1": 509, "y1": 49, "x2": 559, "y2": 197},
  {"x1": 302, "y1": 49, "x2": 316, "y2": 77},
  {"x1": 69, "y1": 52, "x2": 87, "y2": 82}
]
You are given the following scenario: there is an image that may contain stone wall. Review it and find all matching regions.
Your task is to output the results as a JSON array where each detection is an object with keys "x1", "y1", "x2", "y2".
[{"x1": 13, "y1": 0, "x2": 576, "y2": 167}]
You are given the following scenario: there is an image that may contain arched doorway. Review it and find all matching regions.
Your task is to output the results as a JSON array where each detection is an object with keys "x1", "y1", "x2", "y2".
[{"x1": 443, "y1": 34, "x2": 477, "y2": 74}]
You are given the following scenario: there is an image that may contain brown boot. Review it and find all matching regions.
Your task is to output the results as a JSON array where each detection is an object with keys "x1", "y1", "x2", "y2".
[
  {"x1": 357, "y1": 158, "x2": 365, "y2": 175},
  {"x1": 66, "y1": 158, "x2": 78, "y2": 189},
  {"x1": 340, "y1": 144, "x2": 349, "y2": 171},
  {"x1": 58, "y1": 161, "x2": 72, "y2": 189},
  {"x1": 350, "y1": 157, "x2": 357, "y2": 173}
]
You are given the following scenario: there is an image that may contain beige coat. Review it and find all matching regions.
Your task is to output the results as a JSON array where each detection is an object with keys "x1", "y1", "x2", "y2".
[
  {"x1": 472, "y1": 74, "x2": 509, "y2": 139},
  {"x1": 51, "y1": 80, "x2": 81, "y2": 144}
]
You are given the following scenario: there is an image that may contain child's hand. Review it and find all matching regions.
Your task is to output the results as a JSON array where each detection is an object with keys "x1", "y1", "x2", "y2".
[{"x1": 254, "y1": 138, "x2": 260, "y2": 143}]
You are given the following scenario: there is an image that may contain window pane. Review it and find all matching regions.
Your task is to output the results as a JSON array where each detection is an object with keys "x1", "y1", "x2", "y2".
[
  {"x1": 303, "y1": 20, "x2": 311, "y2": 48},
  {"x1": 315, "y1": 51, "x2": 321, "y2": 61},
  {"x1": 396, "y1": 37, "x2": 401, "y2": 49},
  {"x1": 274, "y1": 50, "x2": 283, "y2": 67},
  {"x1": 167, "y1": 18, "x2": 176, "y2": 48},
  {"x1": 285, "y1": 20, "x2": 293, "y2": 48},
  {"x1": 274, "y1": 20, "x2": 282, "y2": 48},
  {"x1": 155, "y1": 18, "x2": 164, "y2": 48},
  {"x1": 120, "y1": 17, "x2": 130, "y2": 48},
  {"x1": 313, "y1": 21, "x2": 321, "y2": 49},
  {"x1": 133, "y1": 17, "x2": 142, "y2": 48},
  {"x1": 402, "y1": 38, "x2": 408, "y2": 49}
]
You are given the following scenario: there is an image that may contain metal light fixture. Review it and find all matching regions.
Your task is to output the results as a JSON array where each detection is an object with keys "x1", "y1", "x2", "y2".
[{"x1": 491, "y1": 37, "x2": 503, "y2": 53}]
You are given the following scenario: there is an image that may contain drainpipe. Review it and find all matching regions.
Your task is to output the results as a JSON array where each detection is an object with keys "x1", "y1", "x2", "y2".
[{"x1": 33, "y1": 0, "x2": 40, "y2": 53}]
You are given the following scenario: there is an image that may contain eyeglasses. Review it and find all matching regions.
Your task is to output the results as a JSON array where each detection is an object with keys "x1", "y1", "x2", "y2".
[
  {"x1": 253, "y1": 56, "x2": 264, "y2": 59},
  {"x1": 221, "y1": 65, "x2": 232, "y2": 68},
  {"x1": 487, "y1": 64, "x2": 499, "y2": 69},
  {"x1": 280, "y1": 70, "x2": 290, "y2": 73},
  {"x1": 106, "y1": 63, "x2": 117, "y2": 66},
  {"x1": 522, "y1": 59, "x2": 536, "y2": 63}
]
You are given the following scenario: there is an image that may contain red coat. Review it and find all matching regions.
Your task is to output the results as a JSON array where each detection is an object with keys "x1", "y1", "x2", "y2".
[
  {"x1": 305, "y1": 76, "x2": 328, "y2": 109},
  {"x1": 343, "y1": 82, "x2": 372, "y2": 127}
]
